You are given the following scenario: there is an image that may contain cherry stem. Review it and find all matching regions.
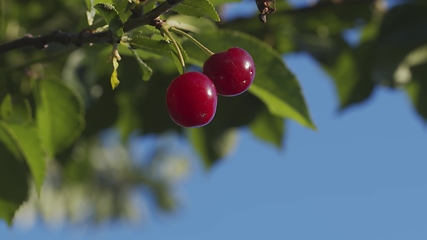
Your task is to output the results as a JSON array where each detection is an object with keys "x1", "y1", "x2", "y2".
[
  {"x1": 160, "y1": 26, "x2": 186, "y2": 73},
  {"x1": 170, "y1": 27, "x2": 214, "y2": 56}
]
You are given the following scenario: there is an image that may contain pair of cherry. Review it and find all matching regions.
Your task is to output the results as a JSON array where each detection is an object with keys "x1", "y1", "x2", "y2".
[{"x1": 166, "y1": 47, "x2": 256, "y2": 128}]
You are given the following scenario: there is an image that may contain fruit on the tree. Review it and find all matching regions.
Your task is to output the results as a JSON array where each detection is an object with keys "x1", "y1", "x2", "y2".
[
  {"x1": 166, "y1": 72, "x2": 217, "y2": 128},
  {"x1": 203, "y1": 47, "x2": 255, "y2": 96}
]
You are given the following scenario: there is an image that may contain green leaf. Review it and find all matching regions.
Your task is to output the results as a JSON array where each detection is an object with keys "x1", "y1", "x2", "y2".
[
  {"x1": 0, "y1": 127, "x2": 30, "y2": 225},
  {"x1": 130, "y1": 36, "x2": 187, "y2": 74},
  {"x1": 94, "y1": 3, "x2": 123, "y2": 36},
  {"x1": 249, "y1": 107, "x2": 284, "y2": 148},
  {"x1": 0, "y1": 97, "x2": 45, "y2": 193},
  {"x1": 189, "y1": 93, "x2": 263, "y2": 166},
  {"x1": 130, "y1": 36, "x2": 171, "y2": 55},
  {"x1": 94, "y1": 0, "x2": 113, "y2": 4},
  {"x1": 130, "y1": 49, "x2": 153, "y2": 81},
  {"x1": 115, "y1": 92, "x2": 140, "y2": 140},
  {"x1": 189, "y1": 128, "x2": 237, "y2": 168},
  {"x1": 113, "y1": 0, "x2": 131, "y2": 23},
  {"x1": 289, "y1": 0, "x2": 373, "y2": 36},
  {"x1": 0, "y1": 0, "x2": 6, "y2": 36},
  {"x1": 111, "y1": 57, "x2": 120, "y2": 89},
  {"x1": 299, "y1": 18, "x2": 378, "y2": 110},
  {"x1": 320, "y1": 39, "x2": 375, "y2": 110},
  {"x1": 34, "y1": 79, "x2": 85, "y2": 157},
  {"x1": 0, "y1": 122, "x2": 22, "y2": 159},
  {"x1": 0, "y1": 199, "x2": 20, "y2": 226},
  {"x1": 208, "y1": 0, "x2": 239, "y2": 5},
  {"x1": 336, "y1": 20, "x2": 377, "y2": 109},
  {"x1": 167, "y1": 36, "x2": 188, "y2": 75},
  {"x1": 373, "y1": 4, "x2": 427, "y2": 86},
  {"x1": 0, "y1": 95, "x2": 12, "y2": 120},
  {"x1": 0, "y1": 122, "x2": 46, "y2": 194},
  {"x1": 143, "y1": 0, "x2": 156, "y2": 13},
  {"x1": 167, "y1": 15, "x2": 217, "y2": 33},
  {"x1": 94, "y1": 3, "x2": 119, "y2": 24},
  {"x1": 405, "y1": 69, "x2": 427, "y2": 122},
  {"x1": 183, "y1": 29, "x2": 316, "y2": 129},
  {"x1": 0, "y1": 96, "x2": 32, "y2": 124},
  {"x1": 131, "y1": 25, "x2": 162, "y2": 39},
  {"x1": 400, "y1": 44, "x2": 427, "y2": 121},
  {"x1": 85, "y1": 0, "x2": 96, "y2": 26},
  {"x1": 85, "y1": 0, "x2": 93, "y2": 9},
  {"x1": 172, "y1": 0, "x2": 220, "y2": 22}
]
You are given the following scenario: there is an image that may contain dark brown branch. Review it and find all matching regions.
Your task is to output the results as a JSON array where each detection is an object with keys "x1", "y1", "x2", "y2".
[
  {"x1": 0, "y1": 0, "x2": 184, "y2": 55},
  {"x1": 0, "y1": 30, "x2": 112, "y2": 55}
]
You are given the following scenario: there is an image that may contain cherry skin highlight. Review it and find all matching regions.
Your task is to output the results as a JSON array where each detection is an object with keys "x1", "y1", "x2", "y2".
[
  {"x1": 203, "y1": 47, "x2": 255, "y2": 96},
  {"x1": 166, "y1": 72, "x2": 217, "y2": 128}
]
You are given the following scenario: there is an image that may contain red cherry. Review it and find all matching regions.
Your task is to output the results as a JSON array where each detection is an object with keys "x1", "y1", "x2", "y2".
[
  {"x1": 166, "y1": 72, "x2": 217, "y2": 128},
  {"x1": 203, "y1": 47, "x2": 255, "y2": 96}
]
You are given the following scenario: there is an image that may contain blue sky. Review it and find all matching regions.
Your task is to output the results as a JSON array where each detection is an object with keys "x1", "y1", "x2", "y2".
[{"x1": 2, "y1": 51, "x2": 427, "y2": 240}]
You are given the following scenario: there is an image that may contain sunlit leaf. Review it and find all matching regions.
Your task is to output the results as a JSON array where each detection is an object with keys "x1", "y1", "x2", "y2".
[
  {"x1": 34, "y1": 79, "x2": 85, "y2": 157},
  {"x1": 172, "y1": 0, "x2": 220, "y2": 22},
  {"x1": 167, "y1": 15, "x2": 217, "y2": 33},
  {"x1": 111, "y1": 57, "x2": 121, "y2": 89}
]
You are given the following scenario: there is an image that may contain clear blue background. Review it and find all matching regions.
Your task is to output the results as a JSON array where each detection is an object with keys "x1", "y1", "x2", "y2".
[{"x1": 2, "y1": 1, "x2": 427, "y2": 238}]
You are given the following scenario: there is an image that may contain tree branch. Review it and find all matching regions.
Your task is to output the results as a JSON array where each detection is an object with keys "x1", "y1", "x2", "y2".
[
  {"x1": 0, "y1": 0, "x2": 184, "y2": 55},
  {"x1": 0, "y1": 31, "x2": 112, "y2": 55}
]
